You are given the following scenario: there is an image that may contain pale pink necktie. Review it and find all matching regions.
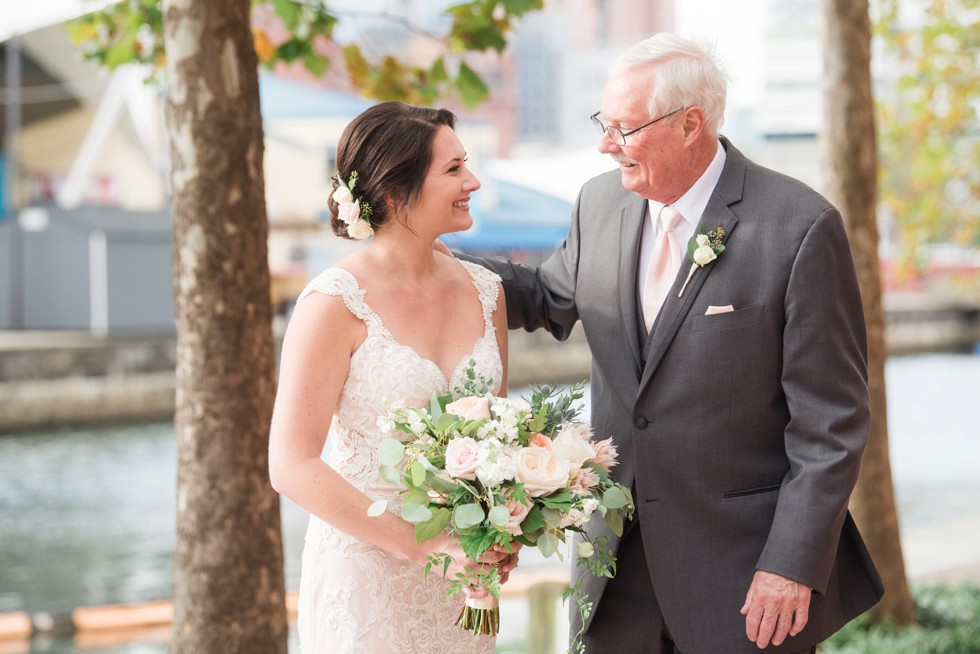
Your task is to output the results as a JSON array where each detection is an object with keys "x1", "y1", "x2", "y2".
[{"x1": 642, "y1": 205, "x2": 684, "y2": 332}]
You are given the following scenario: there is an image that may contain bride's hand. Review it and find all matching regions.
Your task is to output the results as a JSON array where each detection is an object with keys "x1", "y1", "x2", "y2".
[
  {"x1": 419, "y1": 534, "x2": 513, "y2": 585},
  {"x1": 490, "y1": 542, "x2": 522, "y2": 585}
]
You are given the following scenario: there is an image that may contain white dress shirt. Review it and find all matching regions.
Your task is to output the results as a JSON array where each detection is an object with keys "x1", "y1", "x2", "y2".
[{"x1": 637, "y1": 140, "x2": 728, "y2": 308}]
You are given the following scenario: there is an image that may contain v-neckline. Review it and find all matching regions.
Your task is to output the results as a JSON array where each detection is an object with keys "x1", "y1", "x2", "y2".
[{"x1": 337, "y1": 263, "x2": 492, "y2": 386}]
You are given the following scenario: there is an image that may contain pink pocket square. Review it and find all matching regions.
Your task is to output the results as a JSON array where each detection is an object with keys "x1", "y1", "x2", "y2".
[{"x1": 705, "y1": 305, "x2": 735, "y2": 315}]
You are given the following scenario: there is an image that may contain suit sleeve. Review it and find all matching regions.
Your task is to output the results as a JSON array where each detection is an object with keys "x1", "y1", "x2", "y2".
[
  {"x1": 458, "y1": 189, "x2": 584, "y2": 341},
  {"x1": 756, "y1": 207, "x2": 871, "y2": 594}
]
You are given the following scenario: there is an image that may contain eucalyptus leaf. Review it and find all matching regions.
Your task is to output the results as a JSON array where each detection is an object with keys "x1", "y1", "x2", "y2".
[
  {"x1": 488, "y1": 505, "x2": 510, "y2": 528},
  {"x1": 377, "y1": 438, "x2": 405, "y2": 466},
  {"x1": 379, "y1": 464, "x2": 402, "y2": 486},
  {"x1": 577, "y1": 540, "x2": 595, "y2": 558},
  {"x1": 453, "y1": 503, "x2": 486, "y2": 530},
  {"x1": 415, "y1": 507, "x2": 451, "y2": 543},
  {"x1": 605, "y1": 507, "x2": 624, "y2": 537},
  {"x1": 537, "y1": 531, "x2": 559, "y2": 558},
  {"x1": 411, "y1": 460, "x2": 426, "y2": 487},
  {"x1": 367, "y1": 499, "x2": 388, "y2": 517},
  {"x1": 602, "y1": 486, "x2": 629, "y2": 510},
  {"x1": 401, "y1": 502, "x2": 432, "y2": 524}
]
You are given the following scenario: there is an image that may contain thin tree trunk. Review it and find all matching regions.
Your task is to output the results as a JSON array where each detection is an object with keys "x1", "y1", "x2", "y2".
[
  {"x1": 163, "y1": 0, "x2": 288, "y2": 651},
  {"x1": 820, "y1": 0, "x2": 916, "y2": 626}
]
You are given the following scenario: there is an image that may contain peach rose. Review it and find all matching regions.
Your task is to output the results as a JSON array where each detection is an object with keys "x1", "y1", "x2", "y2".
[
  {"x1": 514, "y1": 447, "x2": 571, "y2": 497},
  {"x1": 446, "y1": 396, "x2": 492, "y2": 421}
]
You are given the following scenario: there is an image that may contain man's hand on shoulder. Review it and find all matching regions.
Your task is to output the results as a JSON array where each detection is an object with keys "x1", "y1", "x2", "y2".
[{"x1": 740, "y1": 569, "x2": 812, "y2": 649}]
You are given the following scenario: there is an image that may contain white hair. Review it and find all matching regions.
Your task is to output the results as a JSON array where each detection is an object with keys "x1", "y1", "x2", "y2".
[{"x1": 609, "y1": 33, "x2": 730, "y2": 136}]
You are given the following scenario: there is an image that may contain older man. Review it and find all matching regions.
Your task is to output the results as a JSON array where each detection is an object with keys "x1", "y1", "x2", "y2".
[{"x1": 470, "y1": 33, "x2": 883, "y2": 653}]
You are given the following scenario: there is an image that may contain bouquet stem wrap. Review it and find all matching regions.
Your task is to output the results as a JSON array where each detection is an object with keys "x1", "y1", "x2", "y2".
[{"x1": 457, "y1": 594, "x2": 499, "y2": 636}]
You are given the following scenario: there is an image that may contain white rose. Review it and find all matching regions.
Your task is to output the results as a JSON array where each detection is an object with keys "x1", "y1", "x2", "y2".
[
  {"x1": 332, "y1": 185, "x2": 354, "y2": 205},
  {"x1": 347, "y1": 218, "x2": 373, "y2": 240},
  {"x1": 444, "y1": 436, "x2": 481, "y2": 480},
  {"x1": 446, "y1": 396, "x2": 492, "y2": 421},
  {"x1": 337, "y1": 199, "x2": 360, "y2": 225},
  {"x1": 514, "y1": 447, "x2": 571, "y2": 497},
  {"x1": 695, "y1": 233, "x2": 710, "y2": 247},
  {"x1": 550, "y1": 423, "x2": 595, "y2": 472},
  {"x1": 693, "y1": 245, "x2": 717, "y2": 266}
]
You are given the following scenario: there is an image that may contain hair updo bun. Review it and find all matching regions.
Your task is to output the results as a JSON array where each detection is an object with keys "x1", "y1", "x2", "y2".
[{"x1": 328, "y1": 102, "x2": 457, "y2": 240}]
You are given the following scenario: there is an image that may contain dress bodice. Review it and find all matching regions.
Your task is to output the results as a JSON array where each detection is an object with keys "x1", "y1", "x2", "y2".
[{"x1": 296, "y1": 260, "x2": 504, "y2": 506}]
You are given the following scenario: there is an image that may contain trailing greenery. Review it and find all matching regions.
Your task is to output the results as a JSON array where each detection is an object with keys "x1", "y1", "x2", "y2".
[{"x1": 823, "y1": 583, "x2": 980, "y2": 653}]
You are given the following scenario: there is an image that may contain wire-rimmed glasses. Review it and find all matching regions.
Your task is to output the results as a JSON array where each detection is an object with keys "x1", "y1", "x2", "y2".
[{"x1": 590, "y1": 107, "x2": 686, "y2": 145}]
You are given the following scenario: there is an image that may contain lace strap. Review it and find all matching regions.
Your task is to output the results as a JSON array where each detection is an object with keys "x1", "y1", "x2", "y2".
[
  {"x1": 296, "y1": 268, "x2": 385, "y2": 334},
  {"x1": 458, "y1": 261, "x2": 500, "y2": 333}
]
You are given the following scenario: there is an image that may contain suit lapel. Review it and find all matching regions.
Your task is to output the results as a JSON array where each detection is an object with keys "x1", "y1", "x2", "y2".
[
  {"x1": 638, "y1": 138, "x2": 746, "y2": 392},
  {"x1": 618, "y1": 195, "x2": 648, "y2": 377}
]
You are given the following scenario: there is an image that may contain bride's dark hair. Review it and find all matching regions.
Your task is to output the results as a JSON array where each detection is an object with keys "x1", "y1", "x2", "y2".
[{"x1": 328, "y1": 102, "x2": 458, "y2": 239}]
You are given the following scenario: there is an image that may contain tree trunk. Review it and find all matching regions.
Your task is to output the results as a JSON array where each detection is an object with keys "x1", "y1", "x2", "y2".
[
  {"x1": 163, "y1": 1, "x2": 288, "y2": 651},
  {"x1": 820, "y1": 0, "x2": 916, "y2": 626}
]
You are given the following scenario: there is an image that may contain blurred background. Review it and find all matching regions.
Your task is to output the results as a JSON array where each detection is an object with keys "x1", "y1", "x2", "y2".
[{"x1": 0, "y1": 0, "x2": 978, "y2": 652}]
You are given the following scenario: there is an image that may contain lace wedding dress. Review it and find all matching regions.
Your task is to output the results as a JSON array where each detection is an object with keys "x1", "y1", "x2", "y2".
[{"x1": 295, "y1": 260, "x2": 502, "y2": 654}]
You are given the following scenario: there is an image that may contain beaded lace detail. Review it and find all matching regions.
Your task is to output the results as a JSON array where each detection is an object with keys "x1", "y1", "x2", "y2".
[{"x1": 295, "y1": 260, "x2": 502, "y2": 654}]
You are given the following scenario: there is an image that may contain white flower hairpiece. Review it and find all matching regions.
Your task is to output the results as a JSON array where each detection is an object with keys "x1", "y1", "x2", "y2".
[{"x1": 332, "y1": 170, "x2": 374, "y2": 240}]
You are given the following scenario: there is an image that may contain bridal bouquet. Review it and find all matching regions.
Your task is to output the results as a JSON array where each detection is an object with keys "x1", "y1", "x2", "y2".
[{"x1": 368, "y1": 364, "x2": 634, "y2": 649}]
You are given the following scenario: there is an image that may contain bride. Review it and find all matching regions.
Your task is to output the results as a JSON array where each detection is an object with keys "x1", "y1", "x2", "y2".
[{"x1": 268, "y1": 102, "x2": 515, "y2": 653}]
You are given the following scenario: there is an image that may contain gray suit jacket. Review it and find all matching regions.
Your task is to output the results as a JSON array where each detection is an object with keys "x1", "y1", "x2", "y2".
[{"x1": 472, "y1": 138, "x2": 883, "y2": 652}]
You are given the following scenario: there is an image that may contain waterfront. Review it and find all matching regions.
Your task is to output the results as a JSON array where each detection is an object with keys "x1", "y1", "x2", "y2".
[{"x1": 1, "y1": 353, "x2": 979, "y2": 652}]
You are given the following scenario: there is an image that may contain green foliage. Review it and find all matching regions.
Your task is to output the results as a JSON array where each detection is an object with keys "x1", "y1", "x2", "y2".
[
  {"x1": 68, "y1": 0, "x2": 545, "y2": 109},
  {"x1": 873, "y1": 0, "x2": 980, "y2": 275},
  {"x1": 823, "y1": 583, "x2": 980, "y2": 653}
]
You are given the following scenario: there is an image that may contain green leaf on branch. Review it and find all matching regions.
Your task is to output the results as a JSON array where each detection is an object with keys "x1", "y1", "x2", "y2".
[
  {"x1": 453, "y1": 503, "x2": 486, "y2": 530},
  {"x1": 415, "y1": 507, "x2": 451, "y2": 542},
  {"x1": 402, "y1": 502, "x2": 433, "y2": 523},
  {"x1": 537, "y1": 531, "x2": 559, "y2": 558},
  {"x1": 379, "y1": 464, "x2": 402, "y2": 486},
  {"x1": 488, "y1": 505, "x2": 510, "y2": 528},
  {"x1": 602, "y1": 486, "x2": 629, "y2": 510},
  {"x1": 378, "y1": 438, "x2": 405, "y2": 466},
  {"x1": 519, "y1": 505, "x2": 544, "y2": 535},
  {"x1": 455, "y1": 61, "x2": 489, "y2": 109},
  {"x1": 605, "y1": 507, "x2": 624, "y2": 537},
  {"x1": 410, "y1": 460, "x2": 427, "y2": 487}
]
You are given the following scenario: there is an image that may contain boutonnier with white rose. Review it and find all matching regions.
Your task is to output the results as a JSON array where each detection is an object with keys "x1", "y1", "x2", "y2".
[
  {"x1": 678, "y1": 223, "x2": 726, "y2": 297},
  {"x1": 369, "y1": 363, "x2": 634, "y2": 651}
]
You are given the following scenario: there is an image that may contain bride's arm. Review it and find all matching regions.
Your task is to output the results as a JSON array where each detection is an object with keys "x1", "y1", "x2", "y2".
[
  {"x1": 493, "y1": 281, "x2": 509, "y2": 395},
  {"x1": 268, "y1": 293, "x2": 476, "y2": 568}
]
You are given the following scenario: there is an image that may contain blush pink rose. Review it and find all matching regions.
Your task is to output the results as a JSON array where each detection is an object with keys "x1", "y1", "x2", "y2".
[
  {"x1": 444, "y1": 436, "x2": 480, "y2": 480},
  {"x1": 502, "y1": 495, "x2": 532, "y2": 535}
]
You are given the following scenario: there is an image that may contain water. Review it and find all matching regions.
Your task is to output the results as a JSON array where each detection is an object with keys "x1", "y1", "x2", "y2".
[{"x1": 1, "y1": 354, "x2": 978, "y2": 652}]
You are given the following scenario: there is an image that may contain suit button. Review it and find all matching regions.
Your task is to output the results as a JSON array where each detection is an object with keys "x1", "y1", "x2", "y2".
[{"x1": 634, "y1": 416, "x2": 648, "y2": 429}]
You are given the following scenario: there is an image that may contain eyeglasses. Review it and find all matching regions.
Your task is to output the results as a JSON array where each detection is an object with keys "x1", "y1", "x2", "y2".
[{"x1": 590, "y1": 107, "x2": 686, "y2": 146}]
